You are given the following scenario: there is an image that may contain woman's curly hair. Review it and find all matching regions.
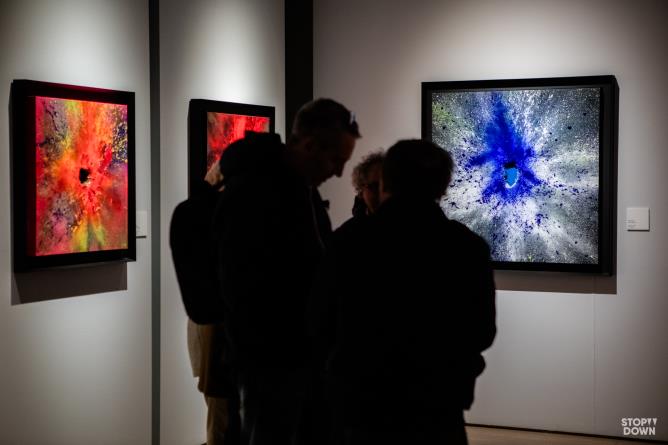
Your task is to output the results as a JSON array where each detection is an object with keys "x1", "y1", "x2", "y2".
[{"x1": 351, "y1": 150, "x2": 385, "y2": 193}]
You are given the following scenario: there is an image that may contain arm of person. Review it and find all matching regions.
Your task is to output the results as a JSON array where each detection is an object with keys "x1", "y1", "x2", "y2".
[{"x1": 469, "y1": 238, "x2": 497, "y2": 353}]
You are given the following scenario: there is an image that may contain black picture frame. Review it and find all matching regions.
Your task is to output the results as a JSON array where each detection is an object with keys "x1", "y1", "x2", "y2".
[
  {"x1": 422, "y1": 76, "x2": 618, "y2": 274},
  {"x1": 11, "y1": 79, "x2": 136, "y2": 272},
  {"x1": 188, "y1": 99, "x2": 275, "y2": 195}
]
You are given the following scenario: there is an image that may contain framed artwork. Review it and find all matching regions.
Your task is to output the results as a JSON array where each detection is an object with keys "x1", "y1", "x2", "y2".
[
  {"x1": 11, "y1": 79, "x2": 136, "y2": 271},
  {"x1": 422, "y1": 76, "x2": 618, "y2": 274},
  {"x1": 188, "y1": 99, "x2": 275, "y2": 194}
]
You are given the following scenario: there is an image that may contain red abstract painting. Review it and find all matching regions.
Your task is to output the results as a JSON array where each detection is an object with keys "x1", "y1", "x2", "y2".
[
  {"x1": 188, "y1": 99, "x2": 273, "y2": 196},
  {"x1": 206, "y1": 112, "x2": 271, "y2": 170},
  {"x1": 34, "y1": 96, "x2": 129, "y2": 256}
]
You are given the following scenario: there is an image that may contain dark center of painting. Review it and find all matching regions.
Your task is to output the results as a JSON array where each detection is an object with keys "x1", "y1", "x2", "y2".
[
  {"x1": 503, "y1": 161, "x2": 519, "y2": 188},
  {"x1": 79, "y1": 168, "x2": 90, "y2": 184}
]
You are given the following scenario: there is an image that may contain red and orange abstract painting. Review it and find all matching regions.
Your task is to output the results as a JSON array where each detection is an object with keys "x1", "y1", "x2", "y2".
[
  {"x1": 206, "y1": 112, "x2": 271, "y2": 170},
  {"x1": 188, "y1": 99, "x2": 273, "y2": 195},
  {"x1": 34, "y1": 96, "x2": 129, "y2": 256}
]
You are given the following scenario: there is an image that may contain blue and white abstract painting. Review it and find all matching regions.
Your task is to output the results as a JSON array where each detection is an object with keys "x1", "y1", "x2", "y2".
[{"x1": 432, "y1": 88, "x2": 600, "y2": 264}]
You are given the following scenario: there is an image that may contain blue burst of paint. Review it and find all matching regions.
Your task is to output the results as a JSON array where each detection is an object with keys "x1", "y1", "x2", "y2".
[
  {"x1": 434, "y1": 87, "x2": 601, "y2": 264},
  {"x1": 467, "y1": 93, "x2": 542, "y2": 203}
]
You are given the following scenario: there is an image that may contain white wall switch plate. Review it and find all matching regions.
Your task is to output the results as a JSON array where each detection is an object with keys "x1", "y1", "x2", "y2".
[
  {"x1": 626, "y1": 207, "x2": 650, "y2": 231},
  {"x1": 136, "y1": 210, "x2": 149, "y2": 238}
]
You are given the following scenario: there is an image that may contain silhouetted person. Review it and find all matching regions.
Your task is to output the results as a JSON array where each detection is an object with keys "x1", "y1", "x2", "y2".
[
  {"x1": 311, "y1": 139, "x2": 496, "y2": 445},
  {"x1": 213, "y1": 99, "x2": 360, "y2": 445}
]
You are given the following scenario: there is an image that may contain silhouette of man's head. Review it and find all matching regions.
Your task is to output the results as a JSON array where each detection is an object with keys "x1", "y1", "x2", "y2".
[
  {"x1": 381, "y1": 139, "x2": 453, "y2": 202},
  {"x1": 287, "y1": 98, "x2": 361, "y2": 186}
]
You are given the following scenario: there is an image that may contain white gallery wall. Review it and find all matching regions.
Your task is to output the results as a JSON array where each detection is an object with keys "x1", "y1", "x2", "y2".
[
  {"x1": 315, "y1": 0, "x2": 667, "y2": 439},
  {"x1": 0, "y1": 0, "x2": 152, "y2": 444},
  {"x1": 159, "y1": 0, "x2": 285, "y2": 443}
]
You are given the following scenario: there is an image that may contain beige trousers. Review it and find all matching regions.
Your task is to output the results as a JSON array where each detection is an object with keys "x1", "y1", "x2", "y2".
[{"x1": 205, "y1": 396, "x2": 229, "y2": 445}]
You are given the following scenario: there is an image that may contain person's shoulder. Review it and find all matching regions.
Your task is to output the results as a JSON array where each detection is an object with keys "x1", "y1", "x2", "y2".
[
  {"x1": 330, "y1": 214, "x2": 374, "y2": 249},
  {"x1": 335, "y1": 215, "x2": 367, "y2": 237},
  {"x1": 447, "y1": 219, "x2": 491, "y2": 256}
]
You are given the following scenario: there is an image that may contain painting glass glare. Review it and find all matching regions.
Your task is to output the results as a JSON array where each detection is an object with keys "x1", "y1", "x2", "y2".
[
  {"x1": 34, "y1": 96, "x2": 129, "y2": 255},
  {"x1": 432, "y1": 88, "x2": 600, "y2": 264}
]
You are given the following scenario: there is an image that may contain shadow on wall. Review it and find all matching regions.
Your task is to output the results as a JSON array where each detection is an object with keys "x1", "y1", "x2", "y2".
[
  {"x1": 495, "y1": 270, "x2": 616, "y2": 294},
  {"x1": 12, "y1": 263, "x2": 128, "y2": 305}
]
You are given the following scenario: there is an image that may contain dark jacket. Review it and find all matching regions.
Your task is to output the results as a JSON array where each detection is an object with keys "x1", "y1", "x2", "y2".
[
  {"x1": 310, "y1": 195, "x2": 496, "y2": 424},
  {"x1": 214, "y1": 132, "x2": 332, "y2": 370},
  {"x1": 170, "y1": 179, "x2": 226, "y2": 324}
]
